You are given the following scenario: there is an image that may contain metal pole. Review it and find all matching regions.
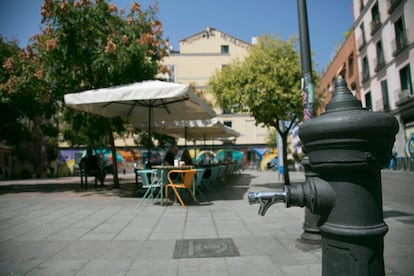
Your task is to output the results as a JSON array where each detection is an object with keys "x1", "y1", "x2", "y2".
[
  {"x1": 277, "y1": 122, "x2": 284, "y2": 181},
  {"x1": 297, "y1": 0, "x2": 320, "y2": 246},
  {"x1": 298, "y1": 0, "x2": 314, "y2": 119},
  {"x1": 147, "y1": 104, "x2": 152, "y2": 169},
  {"x1": 185, "y1": 127, "x2": 188, "y2": 148}
]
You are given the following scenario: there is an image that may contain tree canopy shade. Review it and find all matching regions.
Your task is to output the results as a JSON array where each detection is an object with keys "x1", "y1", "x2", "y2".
[
  {"x1": 0, "y1": 37, "x2": 30, "y2": 145},
  {"x1": 44, "y1": 0, "x2": 168, "y2": 187},
  {"x1": 1, "y1": 1, "x2": 168, "y2": 183},
  {"x1": 38, "y1": 0, "x2": 167, "y2": 94},
  {"x1": 209, "y1": 35, "x2": 304, "y2": 184},
  {"x1": 0, "y1": 34, "x2": 60, "y2": 171}
]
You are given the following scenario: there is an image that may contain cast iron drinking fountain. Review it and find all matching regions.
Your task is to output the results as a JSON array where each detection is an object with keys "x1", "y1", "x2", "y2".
[{"x1": 248, "y1": 77, "x2": 399, "y2": 276}]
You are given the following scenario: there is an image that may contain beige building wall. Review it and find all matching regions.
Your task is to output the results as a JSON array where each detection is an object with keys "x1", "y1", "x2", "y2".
[{"x1": 162, "y1": 27, "x2": 270, "y2": 146}]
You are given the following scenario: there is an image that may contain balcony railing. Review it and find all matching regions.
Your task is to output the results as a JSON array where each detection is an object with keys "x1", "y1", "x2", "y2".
[
  {"x1": 361, "y1": 72, "x2": 370, "y2": 83},
  {"x1": 397, "y1": 89, "x2": 413, "y2": 104},
  {"x1": 392, "y1": 30, "x2": 409, "y2": 56},
  {"x1": 370, "y1": 19, "x2": 382, "y2": 35},
  {"x1": 387, "y1": 0, "x2": 403, "y2": 14},
  {"x1": 357, "y1": 36, "x2": 366, "y2": 51},
  {"x1": 374, "y1": 57, "x2": 386, "y2": 72}
]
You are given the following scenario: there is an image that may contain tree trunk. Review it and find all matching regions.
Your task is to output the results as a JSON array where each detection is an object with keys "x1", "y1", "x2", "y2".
[
  {"x1": 107, "y1": 125, "x2": 119, "y2": 188},
  {"x1": 34, "y1": 116, "x2": 49, "y2": 178},
  {"x1": 281, "y1": 131, "x2": 291, "y2": 185}
]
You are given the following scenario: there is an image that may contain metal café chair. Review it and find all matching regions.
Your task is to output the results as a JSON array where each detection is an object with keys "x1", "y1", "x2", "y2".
[
  {"x1": 193, "y1": 168, "x2": 208, "y2": 200},
  {"x1": 165, "y1": 169, "x2": 197, "y2": 208},
  {"x1": 137, "y1": 169, "x2": 161, "y2": 207}
]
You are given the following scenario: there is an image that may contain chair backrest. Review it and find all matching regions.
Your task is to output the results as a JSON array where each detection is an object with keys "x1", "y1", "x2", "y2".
[
  {"x1": 209, "y1": 166, "x2": 221, "y2": 180},
  {"x1": 168, "y1": 169, "x2": 196, "y2": 188},
  {"x1": 138, "y1": 169, "x2": 158, "y2": 188},
  {"x1": 194, "y1": 168, "x2": 206, "y2": 186}
]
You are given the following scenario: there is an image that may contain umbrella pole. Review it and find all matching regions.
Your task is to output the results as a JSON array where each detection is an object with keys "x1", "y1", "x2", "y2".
[
  {"x1": 147, "y1": 105, "x2": 152, "y2": 168},
  {"x1": 194, "y1": 140, "x2": 197, "y2": 164},
  {"x1": 184, "y1": 127, "x2": 188, "y2": 148}
]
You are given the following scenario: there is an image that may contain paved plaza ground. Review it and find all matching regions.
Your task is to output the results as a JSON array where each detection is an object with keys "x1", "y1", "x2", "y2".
[{"x1": 0, "y1": 169, "x2": 413, "y2": 275}]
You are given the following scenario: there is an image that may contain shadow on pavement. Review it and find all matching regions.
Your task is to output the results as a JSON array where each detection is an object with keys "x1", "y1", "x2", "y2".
[
  {"x1": 0, "y1": 177, "x2": 140, "y2": 198},
  {"x1": 0, "y1": 173, "x2": 255, "y2": 201}
]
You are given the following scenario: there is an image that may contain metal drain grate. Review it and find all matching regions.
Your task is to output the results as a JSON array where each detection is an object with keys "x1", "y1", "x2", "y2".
[{"x1": 173, "y1": 238, "x2": 240, "y2": 259}]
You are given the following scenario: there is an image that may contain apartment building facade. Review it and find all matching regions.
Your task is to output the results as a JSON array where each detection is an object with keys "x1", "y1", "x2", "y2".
[
  {"x1": 161, "y1": 27, "x2": 270, "y2": 147},
  {"x1": 317, "y1": 28, "x2": 361, "y2": 116},
  {"x1": 353, "y1": 0, "x2": 414, "y2": 158}
]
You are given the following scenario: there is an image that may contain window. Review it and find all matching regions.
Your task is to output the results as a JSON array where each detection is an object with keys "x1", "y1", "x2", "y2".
[
  {"x1": 360, "y1": 0, "x2": 364, "y2": 11},
  {"x1": 339, "y1": 63, "x2": 346, "y2": 79},
  {"x1": 370, "y1": 2, "x2": 381, "y2": 34},
  {"x1": 224, "y1": 121, "x2": 232, "y2": 128},
  {"x1": 222, "y1": 108, "x2": 232, "y2": 114},
  {"x1": 365, "y1": 91, "x2": 372, "y2": 110},
  {"x1": 375, "y1": 40, "x2": 385, "y2": 71},
  {"x1": 361, "y1": 23, "x2": 366, "y2": 44},
  {"x1": 399, "y1": 64, "x2": 413, "y2": 95},
  {"x1": 221, "y1": 45, "x2": 229, "y2": 54},
  {"x1": 348, "y1": 53, "x2": 354, "y2": 77},
  {"x1": 381, "y1": 80, "x2": 390, "y2": 111},
  {"x1": 362, "y1": 56, "x2": 370, "y2": 82},
  {"x1": 387, "y1": 0, "x2": 403, "y2": 14},
  {"x1": 393, "y1": 16, "x2": 408, "y2": 55},
  {"x1": 371, "y1": 2, "x2": 380, "y2": 21},
  {"x1": 358, "y1": 23, "x2": 366, "y2": 50}
]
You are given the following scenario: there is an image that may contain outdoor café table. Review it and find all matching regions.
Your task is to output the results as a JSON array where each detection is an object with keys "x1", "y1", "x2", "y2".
[{"x1": 152, "y1": 165, "x2": 195, "y2": 206}]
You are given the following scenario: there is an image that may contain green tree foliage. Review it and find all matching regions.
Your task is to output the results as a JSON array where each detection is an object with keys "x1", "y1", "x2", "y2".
[
  {"x1": 39, "y1": 0, "x2": 168, "y2": 187},
  {"x1": 265, "y1": 129, "x2": 277, "y2": 149},
  {"x1": 0, "y1": 37, "x2": 27, "y2": 144},
  {"x1": 38, "y1": 0, "x2": 166, "y2": 96},
  {"x1": 1, "y1": 1, "x2": 168, "y2": 183},
  {"x1": 0, "y1": 35, "x2": 58, "y2": 174},
  {"x1": 209, "y1": 35, "x2": 304, "y2": 184}
]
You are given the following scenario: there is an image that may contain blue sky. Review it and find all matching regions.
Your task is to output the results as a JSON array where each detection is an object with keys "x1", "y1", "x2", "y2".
[{"x1": 0, "y1": 0, "x2": 354, "y2": 72}]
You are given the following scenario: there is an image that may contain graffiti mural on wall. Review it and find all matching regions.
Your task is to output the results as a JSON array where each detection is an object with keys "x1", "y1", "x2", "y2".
[
  {"x1": 407, "y1": 132, "x2": 414, "y2": 158},
  {"x1": 56, "y1": 149, "x2": 84, "y2": 176},
  {"x1": 55, "y1": 148, "x2": 141, "y2": 177}
]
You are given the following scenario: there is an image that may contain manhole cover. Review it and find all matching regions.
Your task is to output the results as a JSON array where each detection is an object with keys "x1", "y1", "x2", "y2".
[{"x1": 173, "y1": 238, "x2": 239, "y2": 259}]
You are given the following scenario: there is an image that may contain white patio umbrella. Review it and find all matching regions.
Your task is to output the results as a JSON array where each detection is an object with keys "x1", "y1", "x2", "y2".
[
  {"x1": 64, "y1": 80, "x2": 216, "y2": 161},
  {"x1": 145, "y1": 118, "x2": 240, "y2": 143}
]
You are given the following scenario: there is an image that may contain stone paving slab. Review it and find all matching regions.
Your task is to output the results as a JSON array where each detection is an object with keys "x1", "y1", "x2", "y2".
[{"x1": 0, "y1": 170, "x2": 412, "y2": 275}]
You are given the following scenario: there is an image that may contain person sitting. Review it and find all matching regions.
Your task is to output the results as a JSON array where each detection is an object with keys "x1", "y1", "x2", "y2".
[
  {"x1": 164, "y1": 142, "x2": 179, "y2": 166},
  {"x1": 181, "y1": 149, "x2": 193, "y2": 166},
  {"x1": 79, "y1": 149, "x2": 105, "y2": 187}
]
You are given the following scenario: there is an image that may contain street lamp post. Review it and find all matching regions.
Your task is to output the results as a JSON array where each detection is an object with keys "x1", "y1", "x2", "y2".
[
  {"x1": 298, "y1": 0, "x2": 314, "y2": 120},
  {"x1": 297, "y1": 0, "x2": 321, "y2": 245}
]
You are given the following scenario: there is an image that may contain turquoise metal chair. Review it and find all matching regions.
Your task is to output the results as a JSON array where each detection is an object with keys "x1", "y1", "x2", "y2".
[
  {"x1": 137, "y1": 169, "x2": 161, "y2": 207},
  {"x1": 194, "y1": 168, "x2": 207, "y2": 196}
]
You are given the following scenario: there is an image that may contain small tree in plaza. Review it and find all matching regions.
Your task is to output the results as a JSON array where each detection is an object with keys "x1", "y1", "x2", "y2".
[{"x1": 209, "y1": 35, "x2": 306, "y2": 184}]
